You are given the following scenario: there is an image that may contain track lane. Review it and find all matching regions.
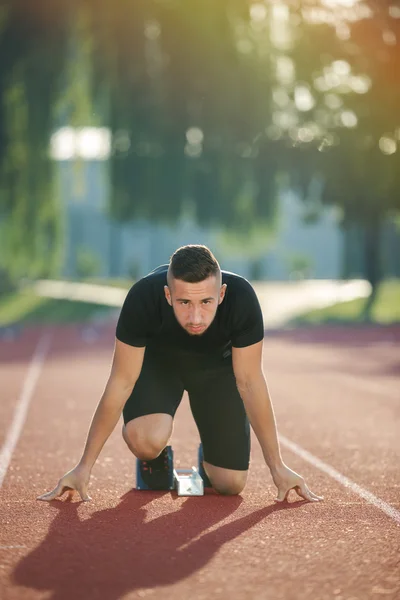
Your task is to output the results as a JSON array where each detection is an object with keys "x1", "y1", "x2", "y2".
[
  {"x1": 0, "y1": 325, "x2": 399, "y2": 600},
  {"x1": 264, "y1": 335, "x2": 400, "y2": 508},
  {"x1": 0, "y1": 329, "x2": 49, "y2": 450}
]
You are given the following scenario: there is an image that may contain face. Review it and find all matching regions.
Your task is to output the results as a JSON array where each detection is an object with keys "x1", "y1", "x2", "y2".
[{"x1": 164, "y1": 275, "x2": 227, "y2": 336}]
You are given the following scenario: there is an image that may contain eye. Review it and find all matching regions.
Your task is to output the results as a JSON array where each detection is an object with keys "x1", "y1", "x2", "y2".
[
  {"x1": 180, "y1": 300, "x2": 189, "y2": 305},
  {"x1": 202, "y1": 300, "x2": 211, "y2": 305}
]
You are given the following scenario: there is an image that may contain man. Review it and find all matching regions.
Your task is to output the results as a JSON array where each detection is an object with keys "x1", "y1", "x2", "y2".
[{"x1": 39, "y1": 245, "x2": 322, "y2": 503}]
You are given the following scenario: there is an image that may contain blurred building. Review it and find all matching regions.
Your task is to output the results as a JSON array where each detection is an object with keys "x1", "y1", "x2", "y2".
[
  {"x1": 58, "y1": 159, "x2": 343, "y2": 281},
  {"x1": 53, "y1": 126, "x2": 399, "y2": 282}
]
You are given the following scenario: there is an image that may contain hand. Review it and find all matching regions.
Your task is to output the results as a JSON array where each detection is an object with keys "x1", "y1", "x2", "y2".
[
  {"x1": 37, "y1": 464, "x2": 92, "y2": 502},
  {"x1": 271, "y1": 463, "x2": 323, "y2": 503}
]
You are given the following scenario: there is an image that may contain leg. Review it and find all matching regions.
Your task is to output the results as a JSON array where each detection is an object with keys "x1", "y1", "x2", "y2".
[
  {"x1": 187, "y1": 365, "x2": 250, "y2": 496},
  {"x1": 123, "y1": 413, "x2": 173, "y2": 460},
  {"x1": 122, "y1": 349, "x2": 184, "y2": 459},
  {"x1": 201, "y1": 462, "x2": 248, "y2": 496}
]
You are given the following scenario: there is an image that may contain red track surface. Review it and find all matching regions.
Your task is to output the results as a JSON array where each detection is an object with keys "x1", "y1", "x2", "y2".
[{"x1": 1, "y1": 324, "x2": 399, "y2": 600}]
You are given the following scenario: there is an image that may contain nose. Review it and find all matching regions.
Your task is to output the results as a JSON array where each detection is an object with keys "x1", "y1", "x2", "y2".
[{"x1": 189, "y1": 305, "x2": 202, "y2": 324}]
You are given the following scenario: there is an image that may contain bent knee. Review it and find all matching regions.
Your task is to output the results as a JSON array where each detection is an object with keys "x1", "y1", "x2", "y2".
[
  {"x1": 123, "y1": 414, "x2": 173, "y2": 460},
  {"x1": 213, "y1": 478, "x2": 247, "y2": 496},
  {"x1": 204, "y1": 463, "x2": 247, "y2": 495}
]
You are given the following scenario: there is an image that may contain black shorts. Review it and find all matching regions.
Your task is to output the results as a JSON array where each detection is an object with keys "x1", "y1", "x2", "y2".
[{"x1": 123, "y1": 349, "x2": 250, "y2": 471}]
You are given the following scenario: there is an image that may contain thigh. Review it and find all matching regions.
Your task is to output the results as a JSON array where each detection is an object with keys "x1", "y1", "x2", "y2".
[
  {"x1": 187, "y1": 366, "x2": 250, "y2": 471},
  {"x1": 123, "y1": 349, "x2": 184, "y2": 425}
]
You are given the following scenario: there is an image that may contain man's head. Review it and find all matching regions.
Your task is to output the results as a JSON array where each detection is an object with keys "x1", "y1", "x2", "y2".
[{"x1": 164, "y1": 245, "x2": 226, "y2": 336}]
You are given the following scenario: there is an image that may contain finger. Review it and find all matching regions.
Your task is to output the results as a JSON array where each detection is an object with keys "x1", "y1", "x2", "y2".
[
  {"x1": 274, "y1": 487, "x2": 290, "y2": 502},
  {"x1": 65, "y1": 489, "x2": 75, "y2": 502},
  {"x1": 295, "y1": 483, "x2": 323, "y2": 502},
  {"x1": 301, "y1": 482, "x2": 324, "y2": 501},
  {"x1": 37, "y1": 481, "x2": 68, "y2": 502},
  {"x1": 77, "y1": 486, "x2": 92, "y2": 502},
  {"x1": 309, "y1": 490, "x2": 324, "y2": 501},
  {"x1": 295, "y1": 484, "x2": 315, "y2": 502}
]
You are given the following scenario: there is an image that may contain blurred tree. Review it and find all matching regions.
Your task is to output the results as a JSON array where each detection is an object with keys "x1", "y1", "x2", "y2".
[
  {"x1": 0, "y1": 0, "x2": 284, "y2": 283},
  {"x1": 2, "y1": 0, "x2": 399, "y2": 297},
  {"x1": 85, "y1": 0, "x2": 280, "y2": 236},
  {"x1": 0, "y1": 1, "x2": 70, "y2": 291},
  {"x1": 278, "y1": 0, "x2": 400, "y2": 316},
  {"x1": 75, "y1": 246, "x2": 101, "y2": 279}
]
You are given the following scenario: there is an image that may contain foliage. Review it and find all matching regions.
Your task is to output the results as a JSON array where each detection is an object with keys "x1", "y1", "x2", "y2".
[
  {"x1": 0, "y1": 0, "x2": 399, "y2": 293},
  {"x1": 277, "y1": 0, "x2": 400, "y2": 293},
  {"x1": 0, "y1": 287, "x2": 114, "y2": 327},
  {"x1": 0, "y1": 1, "x2": 70, "y2": 288},
  {"x1": 75, "y1": 246, "x2": 101, "y2": 279},
  {"x1": 291, "y1": 278, "x2": 400, "y2": 326}
]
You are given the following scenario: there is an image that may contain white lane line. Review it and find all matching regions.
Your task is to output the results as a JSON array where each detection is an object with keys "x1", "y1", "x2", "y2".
[
  {"x1": 280, "y1": 435, "x2": 400, "y2": 525},
  {"x1": 0, "y1": 332, "x2": 52, "y2": 488}
]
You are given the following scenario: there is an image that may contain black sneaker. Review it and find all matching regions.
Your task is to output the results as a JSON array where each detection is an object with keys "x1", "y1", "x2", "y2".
[
  {"x1": 198, "y1": 443, "x2": 212, "y2": 488},
  {"x1": 198, "y1": 461, "x2": 212, "y2": 488},
  {"x1": 139, "y1": 447, "x2": 173, "y2": 490}
]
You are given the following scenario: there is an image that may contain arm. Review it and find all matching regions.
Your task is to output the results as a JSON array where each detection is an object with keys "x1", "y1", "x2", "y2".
[
  {"x1": 79, "y1": 339, "x2": 145, "y2": 470},
  {"x1": 38, "y1": 339, "x2": 145, "y2": 502},
  {"x1": 232, "y1": 341, "x2": 323, "y2": 502},
  {"x1": 232, "y1": 341, "x2": 283, "y2": 472}
]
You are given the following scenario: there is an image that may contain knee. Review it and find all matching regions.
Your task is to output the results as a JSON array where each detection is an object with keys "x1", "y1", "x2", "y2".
[
  {"x1": 213, "y1": 480, "x2": 246, "y2": 496},
  {"x1": 123, "y1": 415, "x2": 172, "y2": 460},
  {"x1": 209, "y1": 472, "x2": 247, "y2": 496}
]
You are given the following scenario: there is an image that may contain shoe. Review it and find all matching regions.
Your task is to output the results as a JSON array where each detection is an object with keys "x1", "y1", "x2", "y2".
[
  {"x1": 138, "y1": 447, "x2": 173, "y2": 490},
  {"x1": 198, "y1": 443, "x2": 212, "y2": 488}
]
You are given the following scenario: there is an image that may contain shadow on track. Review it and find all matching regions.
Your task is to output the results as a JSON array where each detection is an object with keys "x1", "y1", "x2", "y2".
[{"x1": 13, "y1": 491, "x2": 306, "y2": 600}]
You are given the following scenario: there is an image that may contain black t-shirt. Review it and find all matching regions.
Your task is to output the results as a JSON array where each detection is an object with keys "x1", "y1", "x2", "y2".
[{"x1": 116, "y1": 265, "x2": 264, "y2": 367}]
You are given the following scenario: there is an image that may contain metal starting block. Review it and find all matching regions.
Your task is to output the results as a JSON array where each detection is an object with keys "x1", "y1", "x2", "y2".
[
  {"x1": 135, "y1": 445, "x2": 208, "y2": 494},
  {"x1": 174, "y1": 467, "x2": 204, "y2": 496}
]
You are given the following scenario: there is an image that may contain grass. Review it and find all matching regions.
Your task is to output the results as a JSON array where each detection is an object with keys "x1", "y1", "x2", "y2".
[
  {"x1": 291, "y1": 279, "x2": 400, "y2": 326},
  {"x1": 0, "y1": 288, "x2": 118, "y2": 327},
  {"x1": 1, "y1": 278, "x2": 399, "y2": 329},
  {"x1": 83, "y1": 277, "x2": 132, "y2": 289}
]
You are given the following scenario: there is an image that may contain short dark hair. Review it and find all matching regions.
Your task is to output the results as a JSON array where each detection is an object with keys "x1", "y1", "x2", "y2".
[{"x1": 168, "y1": 245, "x2": 220, "y2": 284}]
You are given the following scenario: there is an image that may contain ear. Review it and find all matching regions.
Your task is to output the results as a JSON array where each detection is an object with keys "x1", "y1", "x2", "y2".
[
  {"x1": 219, "y1": 283, "x2": 227, "y2": 305},
  {"x1": 164, "y1": 285, "x2": 172, "y2": 306}
]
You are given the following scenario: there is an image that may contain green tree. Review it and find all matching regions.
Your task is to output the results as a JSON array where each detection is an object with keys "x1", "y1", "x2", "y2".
[
  {"x1": 85, "y1": 0, "x2": 280, "y2": 235},
  {"x1": 272, "y1": 0, "x2": 400, "y2": 315},
  {"x1": 0, "y1": 1, "x2": 70, "y2": 291}
]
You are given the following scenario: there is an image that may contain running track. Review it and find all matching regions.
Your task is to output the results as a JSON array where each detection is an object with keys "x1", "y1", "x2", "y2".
[{"x1": 0, "y1": 323, "x2": 399, "y2": 600}]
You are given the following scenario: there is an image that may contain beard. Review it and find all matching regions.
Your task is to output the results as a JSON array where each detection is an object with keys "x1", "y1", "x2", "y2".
[
  {"x1": 173, "y1": 310, "x2": 217, "y2": 337},
  {"x1": 184, "y1": 324, "x2": 207, "y2": 336}
]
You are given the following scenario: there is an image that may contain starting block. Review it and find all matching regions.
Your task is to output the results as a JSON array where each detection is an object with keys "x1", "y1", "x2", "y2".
[
  {"x1": 174, "y1": 467, "x2": 204, "y2": 496},
  {"x1": 135, "y1": 444, "x2": 209, "y2": 495}
]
